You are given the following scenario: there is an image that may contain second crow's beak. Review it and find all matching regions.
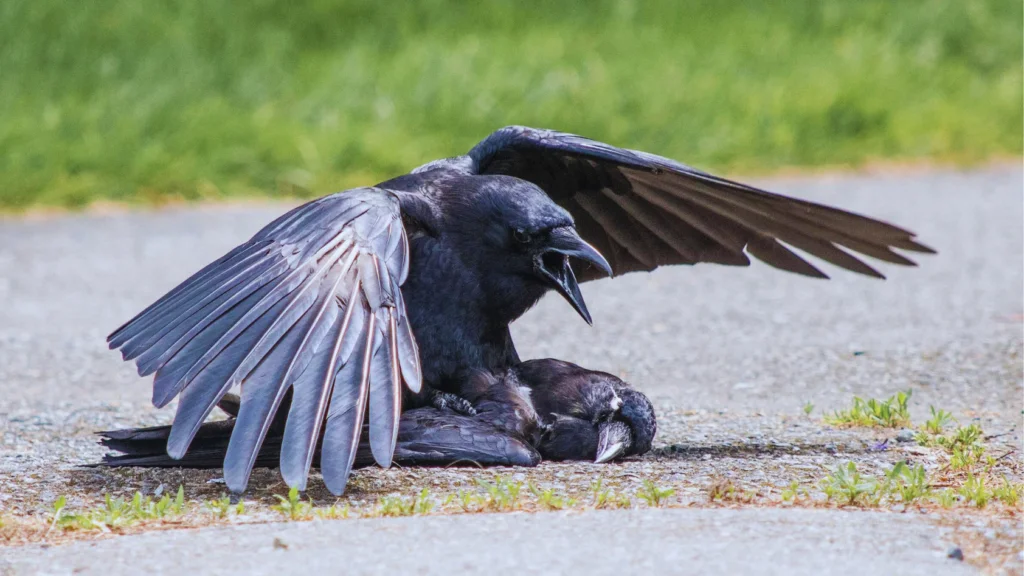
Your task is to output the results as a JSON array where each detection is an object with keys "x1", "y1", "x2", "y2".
[
  {"x1": 595, "y1": 420, "x2": 631, "y2": 463},
  {"x1": 536, "y1": 227, "x2": 612, "y2": 325}
]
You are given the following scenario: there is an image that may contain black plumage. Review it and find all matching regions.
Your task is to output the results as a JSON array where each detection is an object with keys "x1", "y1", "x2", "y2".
[
  {"x1": 103, "y1": 126, "x2": 932, "y2": 494},
  {"x1": 96, "y1": 360, "x2": 653, "y2": 470},
  {"x1": 97, "y1": 374, "x2": 543, "y2": 472}
]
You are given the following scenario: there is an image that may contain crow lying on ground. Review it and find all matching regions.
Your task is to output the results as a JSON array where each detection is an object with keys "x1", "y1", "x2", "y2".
[
  {"x1": 101, "y1": 126, "x2": 932, "y2": 495},
  {"x1": 98, "y1": 359, "x2": 655, "y2": 473}
]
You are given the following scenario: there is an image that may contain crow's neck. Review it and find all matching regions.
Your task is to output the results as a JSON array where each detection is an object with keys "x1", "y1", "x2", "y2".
[{"x1": 401, "y1": 237, "x2": 545, "y2": 392}]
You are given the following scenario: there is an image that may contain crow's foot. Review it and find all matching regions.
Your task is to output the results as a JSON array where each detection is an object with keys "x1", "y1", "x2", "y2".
[{"x1": 427, "y1": 389, "x2": 477, "y2": 416}]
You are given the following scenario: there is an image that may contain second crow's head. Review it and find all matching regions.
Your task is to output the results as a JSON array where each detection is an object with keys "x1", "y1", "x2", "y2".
[{"x1": 511, "y1": 358, "x2": 656, "y2": 463}]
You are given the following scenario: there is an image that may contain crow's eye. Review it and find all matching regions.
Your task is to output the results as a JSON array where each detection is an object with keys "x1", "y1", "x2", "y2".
[{"x1": 512, "y1": 228, "x2": 531, "y2": 244}]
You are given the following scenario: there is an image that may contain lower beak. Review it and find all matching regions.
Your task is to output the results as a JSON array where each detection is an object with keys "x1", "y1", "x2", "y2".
[
  {"x1": 595, "y1": 421, "x2": 631, "y2": 463},
  {"x1": 537, "y1": 227, "x2": 612, "y2": 325}
]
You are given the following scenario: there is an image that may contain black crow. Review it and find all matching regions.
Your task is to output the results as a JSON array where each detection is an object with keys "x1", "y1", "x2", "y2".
[
  {"x1": 97, "y1": 371, "x2": 543, "y2": 472},
  {"x1": 105, "y1": 126, "x2": 932, "y2": 495},
  {"x1": 97, "y1": 361, "x2": 652, "y2": 470}
]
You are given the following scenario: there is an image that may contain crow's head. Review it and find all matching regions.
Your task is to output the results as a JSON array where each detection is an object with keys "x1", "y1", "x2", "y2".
[
  {"x1": 512, "y1": 359, "x2": 656, "y2": 463},
  {"x1": 445, "y1": 176, "x2": 612, "y2": 324}
]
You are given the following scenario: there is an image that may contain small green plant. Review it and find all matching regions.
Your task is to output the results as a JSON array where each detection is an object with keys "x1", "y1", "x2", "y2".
[
  {"x1": 589, "y1": 479, "x2": 632, "y2": 509},
  {"x1": 272, "y1": 487, "x2": 312, "y2": 521},
  {"x1": 933, "y1": 488, "x2": 959, "y2": 508},
  {"x1": 780, "y1": 481, "x2": 809, "y2": 504},
  {"x1": 50, "y1": 487, "x2": 187, "y2": 532},
  {"x1": 375, "y1": 489, "x2": 435, "y2": 517},
  {"x1": 958, "y1": 474, "x2": 992, "y2": 508},
  {"x1": 802, "y1": 402, "x2": 814, "y2": 416},
  {"x1": 475, "y1": 477, "x2": 523, "y2": 512},
  {"x1": 992, "y1": 478, "x2": 1023, "y2": 507},
  {"x1": 203, "y1": 495, "x2": 243, "y2": 519},
  {"x1": 885, "y1": 462, "x2": 931, "y2": 504},
  {"x1": 820, "y1": 462, "x2": 878, "y2": 506},
  {"x1": 932, "y1": 423, "x2": 987, "y2": 471},
  {"x1": 935, "y1": 423, "x2": 983, "y2": 451},
  {"x1": 315, "y1": 502, "x2": 350, "y2": 520},
  {"x1": 921, "y1": 406, "x2": 955, "y2": 435},
  {"x1": 49, "y1": 495, "x2": 68, "y2": 532},
  {"x1": 451, "y1": 490, "x2": 482, "y2": 513},
  {"x1": 375, "y1": 496, "x2": 410, "y2": 517},
  {"x1": 637, "y1": 480, "x2": 674, "y2": 508},
  {"x1": 824, "y1": 391, "x2": 911, "y2": 428},
  {"x1": 529, "y1": 484, "x2": 576, "y2": 511}
]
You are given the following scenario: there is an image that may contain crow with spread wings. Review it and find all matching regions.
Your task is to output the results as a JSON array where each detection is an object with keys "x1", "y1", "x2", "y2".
[{"x1": 100, "y1": 126, "x2": 933, "y2": 495}]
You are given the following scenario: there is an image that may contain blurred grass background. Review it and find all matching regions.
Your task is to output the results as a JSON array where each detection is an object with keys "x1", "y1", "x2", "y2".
[{"x1": 1, "y1": 0, "x2": 1021, "y2": 210}]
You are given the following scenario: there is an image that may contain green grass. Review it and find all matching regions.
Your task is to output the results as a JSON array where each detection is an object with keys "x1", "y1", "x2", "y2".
[
  {"x1": 2, "y1": 0, "x2": 1021, "y2": 210},
  {"x1": 50, "y1": 487, "x2": 186, "y2": 532},
  {"x1": 824, "y1": 390, "x2": 912, "y2": 428}
]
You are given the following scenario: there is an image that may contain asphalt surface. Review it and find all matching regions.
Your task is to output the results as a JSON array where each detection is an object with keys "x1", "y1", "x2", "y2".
[
  {"x1": 1, "y1": 165, "x2": 1021, "y2": 574},
  {"x1": 2, "y1": 508, "x2": 975, "y2": 576}
]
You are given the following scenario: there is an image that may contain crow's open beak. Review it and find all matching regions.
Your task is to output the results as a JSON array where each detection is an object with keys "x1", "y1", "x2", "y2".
[
  {"x1": 595, "y1": 420, "x2": 631, "y2": 463},
  {"x1": 536, "y1": 227, "x2": 612, "y2": 325}
]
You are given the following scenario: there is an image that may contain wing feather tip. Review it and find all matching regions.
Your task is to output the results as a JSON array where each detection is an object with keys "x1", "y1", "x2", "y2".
[
  {"x1": 281, "y1": 471, "x2": 308, "y2": 492},
  {"x1": 402, "y1": 378, "x2": 421, "y2": 393},
  {"x1": 165, "y1": 439, "x2": 188, "y2": 461},
  {"x1": 322, "y1": 473, "x2": 351, "y2": 496},
  {"x1": 370, "y1": 447, "x2": 394, "y2": 469},
  {"x1": 905, "y1": 240, "x2": 937, "y2": 254}
]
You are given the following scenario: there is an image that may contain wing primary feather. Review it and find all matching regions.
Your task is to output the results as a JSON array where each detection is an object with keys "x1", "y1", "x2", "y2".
[
  {"x1": 229, "y1": 243, "x2": 355, "y2": 386},
  {"x1": 117, "y1": 246, "x2": 277, "y2": 361},
  {"x1": 156, "y1": 241, "x2": 353, "y2": 408},
  {"x1": 746, "y1": 236, "x2": 829, "y2": 278},
  {"x1": 395, "y1": 313, "x2": 422, "y2": 393},
  {"x1": 337, "y1": 277, "x2": 367, "y2": 365},
  {"x1": 164, "y1": 280, "x2": 307, "y2": 459},
  {"x1": 598, "y1": 188, "x2": 699, "y2": 262},
  {"x1": 358, "y1": 253, "x2": 385, "y2": 308},
  {"x1": 320, "y1": 297, "x2": 372, "y2": 495},
  {"x1": 629, "y1": 171, "x2": 885, "y2": 278},
  {"x1": 574, "y1": 193, "x2": 659, "y2": 269},
  {"x1": 133, "y1": 257, "x2": 289, "y2": 375},
  {"x1": 368, "y1": 309, "x2": 401, "y2": 468},
  {"x1": 224, "y1": 253, "x2": 357, "y2": 492},
  {"x1": 149, "y1": 260, "x2": 312, "y2": 407},
  {"x1": 108, "y1": 241, "x2": 270, "y2": 348},
  {"x1": 279, "y1": 268, "x2": 359, "y2": 489},
  {"x1": 628, "y1": 176, "x2": 748, "y2": 253},
  {"x1": 391, "y1": 281, "x2": 422, "y2": 393},
  {"x1": 670, "y1": 180, "x2": 887, "y2": 278},
  {"x1": 673, "y1": 179, "x2": 921, "y2": 267}
]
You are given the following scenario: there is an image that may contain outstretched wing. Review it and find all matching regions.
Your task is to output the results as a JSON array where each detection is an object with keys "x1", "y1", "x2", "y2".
[
  {"x1": 468, "y1": 126, "x2": 934, "y2": 281},
  {"x1": 107, "y1": 187, "x2": 422, "y2": 495}
]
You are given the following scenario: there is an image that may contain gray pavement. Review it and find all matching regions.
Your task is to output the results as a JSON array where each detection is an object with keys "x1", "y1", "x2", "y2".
[
  {"x1": 2, "y1": 508, "x2": 974, "y2": 576},
  {"x1": 1, "y1": 165, "x2": 1022, "y2": 574}
]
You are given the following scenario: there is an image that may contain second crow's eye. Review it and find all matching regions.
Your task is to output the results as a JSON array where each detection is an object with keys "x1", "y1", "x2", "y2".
[{"x1": 512, "y1": 228, "x2": 531, "y2": 244}]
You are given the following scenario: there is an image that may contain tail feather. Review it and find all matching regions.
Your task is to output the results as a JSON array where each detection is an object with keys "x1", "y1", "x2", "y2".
[{"x1": 96, "y1": 420, "x2": 281, "y2": 469}]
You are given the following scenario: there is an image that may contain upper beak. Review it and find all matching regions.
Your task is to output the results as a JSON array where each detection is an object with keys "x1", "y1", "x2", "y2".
[
  {"x1": 536, "y1": 227, "x2": 612, "y2": 325},
  {"x1": 595, "y1": 420, "x2": 631, "y2": 464}
]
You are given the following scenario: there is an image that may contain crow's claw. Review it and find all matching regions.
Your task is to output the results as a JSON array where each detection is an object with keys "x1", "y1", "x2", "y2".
[{"x1": 427, "y1": 389, "x2": 477, "y2": 416}]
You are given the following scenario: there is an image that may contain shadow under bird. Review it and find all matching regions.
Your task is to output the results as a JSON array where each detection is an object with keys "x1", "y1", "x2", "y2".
[{"x1": 100, "y1": 126, "x2": 933, "y2": 495}]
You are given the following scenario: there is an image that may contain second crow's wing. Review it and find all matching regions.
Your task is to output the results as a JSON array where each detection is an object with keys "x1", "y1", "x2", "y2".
[
  {"x1": 96, "y1": 408, "x2": 541, "y2": 471},
  {"x1": 107, "y1": 187, "x2": 422, "y2": 495},
  {"x1": 468, "y1": 126, "x2": 934, "y2": 281}
]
